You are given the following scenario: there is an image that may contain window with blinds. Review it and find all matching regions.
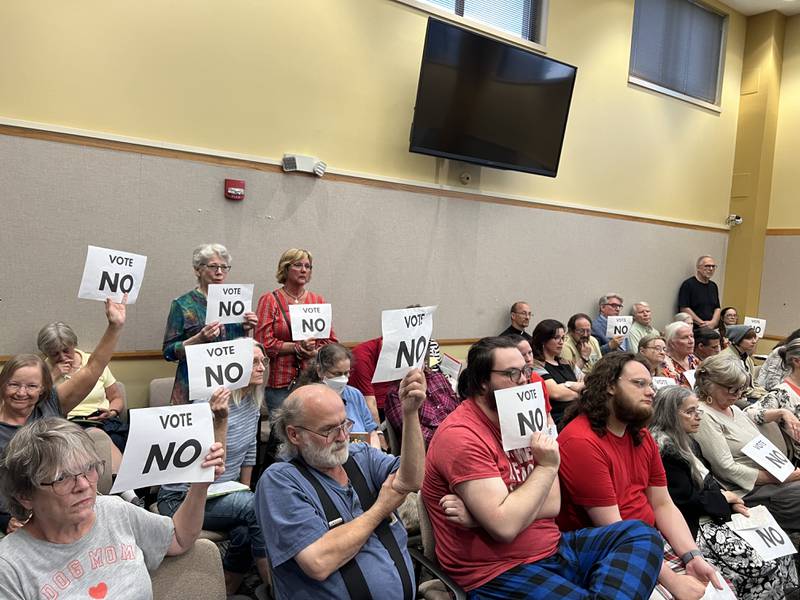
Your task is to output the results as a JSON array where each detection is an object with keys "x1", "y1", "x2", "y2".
[
  {"x1": 629, "y1": 0, "x2": 726, "y2": 107},
  {"x1": 414, "y1": 0, "x2": 544, "y2": 44}
]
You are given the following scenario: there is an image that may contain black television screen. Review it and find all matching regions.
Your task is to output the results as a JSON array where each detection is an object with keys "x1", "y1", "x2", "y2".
[{"x1": 410, "y1": 19, "x2": 577, "y2": 178}]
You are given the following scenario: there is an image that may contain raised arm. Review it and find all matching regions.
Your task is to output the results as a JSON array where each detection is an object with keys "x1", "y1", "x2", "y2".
[
  {"x1": 455, "y1": 432, "x2": 560, "y2": 544},
  {"x1": 56, "y1": 297, "x2": 126, "y2": 415},
  {"x1": 392, "y1": 369, "x2": 426, "y2": 493}
]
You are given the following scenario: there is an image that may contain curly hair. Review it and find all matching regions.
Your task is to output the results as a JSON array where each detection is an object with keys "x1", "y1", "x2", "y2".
[{"x1": 562, "y1": 352, "x2": 650, "y2": 445}]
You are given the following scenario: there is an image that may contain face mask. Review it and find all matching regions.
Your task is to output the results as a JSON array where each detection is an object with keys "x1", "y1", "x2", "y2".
[{"x1": 323, "y1": 375, "x2": 348, "y2": 396}]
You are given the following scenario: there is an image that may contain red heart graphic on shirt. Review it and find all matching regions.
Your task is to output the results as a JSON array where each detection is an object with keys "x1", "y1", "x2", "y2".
[{"x1": 88, "y1": 582, "x2": 108, "y2": 599}]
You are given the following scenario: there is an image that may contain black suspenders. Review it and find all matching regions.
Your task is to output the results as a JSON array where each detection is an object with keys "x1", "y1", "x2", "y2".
[{"x1": 291, "y1": 457, "x2": 414, "y2": 600}]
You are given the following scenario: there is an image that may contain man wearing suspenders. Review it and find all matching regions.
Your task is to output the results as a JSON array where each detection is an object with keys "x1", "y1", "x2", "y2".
[{"x1": 255, "y1": 370, "x2": 426, "y2": 600}]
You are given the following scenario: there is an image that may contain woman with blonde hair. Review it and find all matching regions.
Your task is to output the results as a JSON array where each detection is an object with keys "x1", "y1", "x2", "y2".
[
  {"x1": 692, "y1": 353, "x2": 800, "y2": 531},
  {"x1": 254, "y1": 248, "x2": 337, "y2": 412}
]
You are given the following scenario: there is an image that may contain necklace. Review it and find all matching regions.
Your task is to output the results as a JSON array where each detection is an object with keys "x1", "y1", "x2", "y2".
[{"x1": 282, "y1": 287, "x2": 306, "y2": 304}]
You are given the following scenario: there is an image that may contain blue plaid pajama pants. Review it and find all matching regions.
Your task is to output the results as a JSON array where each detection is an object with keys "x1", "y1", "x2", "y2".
[{"x1": 468, "y1": 520, "x2": 663, "y2": 600}]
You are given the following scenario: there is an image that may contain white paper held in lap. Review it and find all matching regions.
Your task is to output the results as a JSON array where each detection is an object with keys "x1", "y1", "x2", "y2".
[
  {"x1": 741, "y1": 434, "x2": 794, "y2": 482},
  {"x1": 743, "y1": 316, "x2": 767, "y2": 338},
  {"x1": 110, "y1": 403, "x2": 214, "y2": 493},
  {"x1": 372, "y1": 306, "x2": 437, "y2": 383},
  {"x1": 701, "y1": 576, "x2": 736, "y2": 600},
  {"x1": 289, "y1": 303, "x2": 332, "y2": 340},
  {"x1": 78, "y1": 245, "x2": 147, "y2": 304},
  {"x1": 729, "y1": 507, "x2": 796, "y2": 561},
  {"x1": 605, "y1": 316, "x2": 633, "y2": 338},
  {"x1": 185, "y1": 338, "x2": 254, "y2": 400},
  {"x1": 651, "y1": 377, "x2": 677, "y2": 390},
  {"x1": 683, "y1": 369, "x2": 697, "y2": 388},
  {"x1": 495, "y1": 382, "x2": 547, "y2": 452},
  {"x1": 205, "y1": 284, "x2": 254, "y2": 325}
]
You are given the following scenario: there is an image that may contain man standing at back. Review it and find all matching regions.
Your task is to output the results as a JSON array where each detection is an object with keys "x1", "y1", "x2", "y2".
[
  {"x1": 422, "y1": 337, "x2": 662, "y2": 599},
  {"x1": 499, "y1": 301, "x2": 533, "y2": 343},
  {"x1": 678, "y1": 256, "x2": 721, "y2": 329}
]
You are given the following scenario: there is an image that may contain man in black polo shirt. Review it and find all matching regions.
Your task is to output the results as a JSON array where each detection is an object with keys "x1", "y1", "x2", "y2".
[
  {"x1": 499, "y1": 301, "x2": 532, "y2": 342},
  {"x1": 678, "y1": 255, "x2": 721, "y2": 329}
]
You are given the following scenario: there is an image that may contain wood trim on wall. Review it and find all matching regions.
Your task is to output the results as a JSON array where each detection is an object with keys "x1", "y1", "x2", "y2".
[
  {"x1": 0, "y1": 123, "x2": 728, "y2": 234},
  {"x1": 766, "y1": 228, "x2": 800, "y2": 236}
]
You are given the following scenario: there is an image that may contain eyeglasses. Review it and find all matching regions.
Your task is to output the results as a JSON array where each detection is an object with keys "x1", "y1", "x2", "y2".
[
  {"x1": 620, "y1": 377, "x2": 654, "y2": 391},
  {"x1": 295, "y1": 418, "x2": 354, "y2": 444},
  {"x1": 605, "y1": 303, "x2": 623, "y2": 310},
  {"x1": 5, "y1": 382, "x2": 43, "y2": 393},
  {"x1": 551, "y1": 335, "x2": 566, "y2": 342},
  {"x1": 290, "y1": 262, "x2": 313, "y2": 270},
  {"x1": 252, "y1": 357, "x2": 269, "y2": 368},
  {"x1": 716, "y1": 383, "x2": 746, "y2": 396},
  {"x1": 574, "y1": 328, "x2": 591, "y2": 335},
  {"x1": 644, "y1": 345, "x2": 667, "y2": 354},
  {"x1": 681, "y1": 407, "x2": 704, "y2": 417},
  {"x1": 40, "y1": 461, "x2": 105, "y2": 496},
  {"x1": 202, "y1": 263, "x2": 231, "y2": 273},
  {"x1": 491, "y1": 365, "x2": 534, "y2": 383},
  {"x1": 513, "y1": 311, "x2": 533, "y2": 317},
  {"x1": 700, "y1": 265, "x2": 717, "y2": 270}
]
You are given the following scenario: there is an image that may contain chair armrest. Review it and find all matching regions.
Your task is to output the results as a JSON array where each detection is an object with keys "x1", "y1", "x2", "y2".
[{"x1": 408, "y1": 546, "x2": 467, "y2": 600}]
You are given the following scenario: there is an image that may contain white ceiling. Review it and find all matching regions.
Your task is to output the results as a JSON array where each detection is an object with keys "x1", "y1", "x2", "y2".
[{"x1": 723, "y1": 0, "x2": 800, "y2": 16}]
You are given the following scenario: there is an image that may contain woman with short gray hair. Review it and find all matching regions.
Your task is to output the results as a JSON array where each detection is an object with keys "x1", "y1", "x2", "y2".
[
  {"x1": 692, "y1": 353, "x2": 800, "y2": 531},
  {"x1": 162, "y1": 243, "x2": 258, "y2": 404},
  {"x1": 0, "y1": 417, "x2": 225, "y2": 599},
  {"x1": 650, "y1": 385, "x2": 797, "y2": 599},
  {"x1": 662, "y1": 322, "x2": 700, "y2": 388},
  {"x1": 37, "y1": 321, "x2": 127, "y2": 451}
]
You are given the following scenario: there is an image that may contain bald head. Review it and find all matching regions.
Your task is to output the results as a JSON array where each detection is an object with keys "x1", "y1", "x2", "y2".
[{"x1": 273, "y1": 383, "x2": 348, "y2": 460}]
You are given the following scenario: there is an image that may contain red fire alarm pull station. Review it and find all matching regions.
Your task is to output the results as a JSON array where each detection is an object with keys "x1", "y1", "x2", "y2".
[{"x1": 225, "y1": 179, "x2": 245, "y2": 201}]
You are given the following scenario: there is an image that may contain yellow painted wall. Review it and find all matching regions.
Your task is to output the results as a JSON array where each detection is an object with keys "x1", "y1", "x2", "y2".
[
  {"x1": 0, "y1": 0, "x2": 744, "y2": 226},
  {"x1": 770, "y1": 14, "x2": 800, "y2": 228}
]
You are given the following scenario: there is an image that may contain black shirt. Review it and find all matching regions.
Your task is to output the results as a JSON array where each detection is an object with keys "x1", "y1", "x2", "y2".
[{"x1": 678, "y1": 277, "x2": 720, "y2": 322}]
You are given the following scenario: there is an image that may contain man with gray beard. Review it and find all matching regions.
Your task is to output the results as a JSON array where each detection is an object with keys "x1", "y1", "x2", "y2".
[{"x1": 255, "y1": 370, "x2": 426, "y2": 600}]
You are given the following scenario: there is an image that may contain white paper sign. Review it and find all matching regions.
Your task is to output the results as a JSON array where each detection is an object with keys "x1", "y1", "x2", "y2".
[
  {"x1": 701, "y1": 576, "x2": 736, "y2": 600},
  {"x1": 439, "y1": 353, "x2": 463, "y2": 382},
  {"x1": 185, "y1": 337, "x2": 254, "y2": 400},
  {"x1": 606, "y1": 316, "x2": 633, "y2": 339},
  {"x1": 78, "y1": 245, "x2": 147, "y2": 304},
  {"x1": 652, "y1": 376, "x2": 678, "y2": 390},
  {"x1": 729, "y1": 504, "x2": 773, "y2": 531},
  {"x1": 372, "y1": 306, "x2": 437, "y2": 383},
  {"x1": 495, "y1": 382, "x2": 547, "y2": 452},
  {"x1": 683, "y1": 369, "x2": 697, "y2": 388},
  {"x1": 288, "y1": 303, "x2": 333, "y2": 341},
  {"x1": 743, "y1": 316, "x2": 767, "y2": 339},
  {"x1": 111, "y1": 403, "x2": 214, "y2": 493},
  {"x1": 205, "y1": 284, "x2": 253, "y2": 325},
  {"x1": 741, "y1": 434, "x2": 794, "y2": 482},
  {"x1": 730, "y1": 508, "x2": 796, "y2": 561}
]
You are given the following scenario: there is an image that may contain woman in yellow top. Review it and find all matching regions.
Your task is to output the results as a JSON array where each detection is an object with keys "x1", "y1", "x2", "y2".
[{"x1": 37, "y1": 322, "x2": 128, "y2": 451}]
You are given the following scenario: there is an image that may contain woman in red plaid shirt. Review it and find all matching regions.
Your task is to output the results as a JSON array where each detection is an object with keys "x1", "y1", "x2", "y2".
[{"x1": 254, "y1": 248, "x2": 337, "y2": 413}]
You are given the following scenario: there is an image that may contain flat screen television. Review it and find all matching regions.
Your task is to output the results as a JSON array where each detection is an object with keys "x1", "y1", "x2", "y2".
[{"x1": 410, "y1": 18, "x2": 577, "y2": 178}]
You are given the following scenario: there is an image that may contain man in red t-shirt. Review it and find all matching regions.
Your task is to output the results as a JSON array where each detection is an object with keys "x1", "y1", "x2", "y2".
[
  {"x1": 559, "y1": 352, "x2": 723, "y2": 600},
  {"x1": 422, "y1": 337, "x2": 662, "y2": 598}
]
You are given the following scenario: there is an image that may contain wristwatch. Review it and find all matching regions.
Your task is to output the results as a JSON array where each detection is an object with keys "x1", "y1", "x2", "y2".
[{"x1": 680, "y1": 549, "x2": 703, "y2": 564}]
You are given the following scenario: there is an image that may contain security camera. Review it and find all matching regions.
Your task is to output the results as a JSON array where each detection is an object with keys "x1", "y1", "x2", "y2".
[
  {"x1": 725, "y1": 214, "x2": 743, "y2": 227},
  {"x1": 282, "y1": 154, "x2": 327, "y2": 177}
]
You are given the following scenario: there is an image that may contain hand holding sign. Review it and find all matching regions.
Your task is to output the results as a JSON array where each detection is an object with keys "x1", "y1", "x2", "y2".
[
  {"x1": 111, "y1": 403, "x2": 215, "y2": 493},
  {"x1": 78, "y1": 245, "x2": 147, "y2": 304},
  {"x1": 206, "y1": 284, "x2": 254, "y2": 325},
  {"x1": 399, "y1": 368, "x2": 427, "y2": 415},
  {"x1": 373, "y1": 306, "x2": 437, "y2": 383},
  {"x1": 530, "y1": 432, "x2": 560, "y2": 469}
]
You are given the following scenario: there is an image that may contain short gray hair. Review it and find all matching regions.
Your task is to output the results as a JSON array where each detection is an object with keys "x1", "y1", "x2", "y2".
[
  {"x1": 37, "y1": 322, "x2": 79, "y2": 357},
  {"x1": 664, "y1": 321, "x2": 692, "y2": 346},
  {"x1": 270, "y1": 389, "x2": 309, "y2": 460},
  {"x1": 638, "y1": 333, "x2": 666, "y2": 352},
  {"x1": 779, "y1": 339, "x2": 800, "y2": 371},
  {"x1": 0, "y1": 418, "x2": 100, "y2": 520},
  {"x1": 631, "y1": 301, "x2": 650, "y2": 313},
  {"x1": 598, "y1": 293, "x2": 623, "y2": 307},
  {"x1": 674, "y1": 312, "x2": 692, "y2": 324},
  {"x1": 696, "y1": 255, "x2": 714, "y2": 267},
  {"x1": 695, "y1": 353, "x2": 747, "y2": 399},
  {"x1": 192, "y1": 243, "x2": 232, "y2": 270}
]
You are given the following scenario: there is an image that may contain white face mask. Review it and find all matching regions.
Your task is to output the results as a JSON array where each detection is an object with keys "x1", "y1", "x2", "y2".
[{"x1": 323, "y1": 375, "x2": 348, "y2": 396}]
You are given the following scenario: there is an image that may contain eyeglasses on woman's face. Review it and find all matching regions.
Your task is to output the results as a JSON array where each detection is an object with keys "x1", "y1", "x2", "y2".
[
  {"x1": 201, "y1": 263, "x2": 231, "y2": 273},
  {"x1": 40, "y1": 461, "x2": 105, "y2": 495}
]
